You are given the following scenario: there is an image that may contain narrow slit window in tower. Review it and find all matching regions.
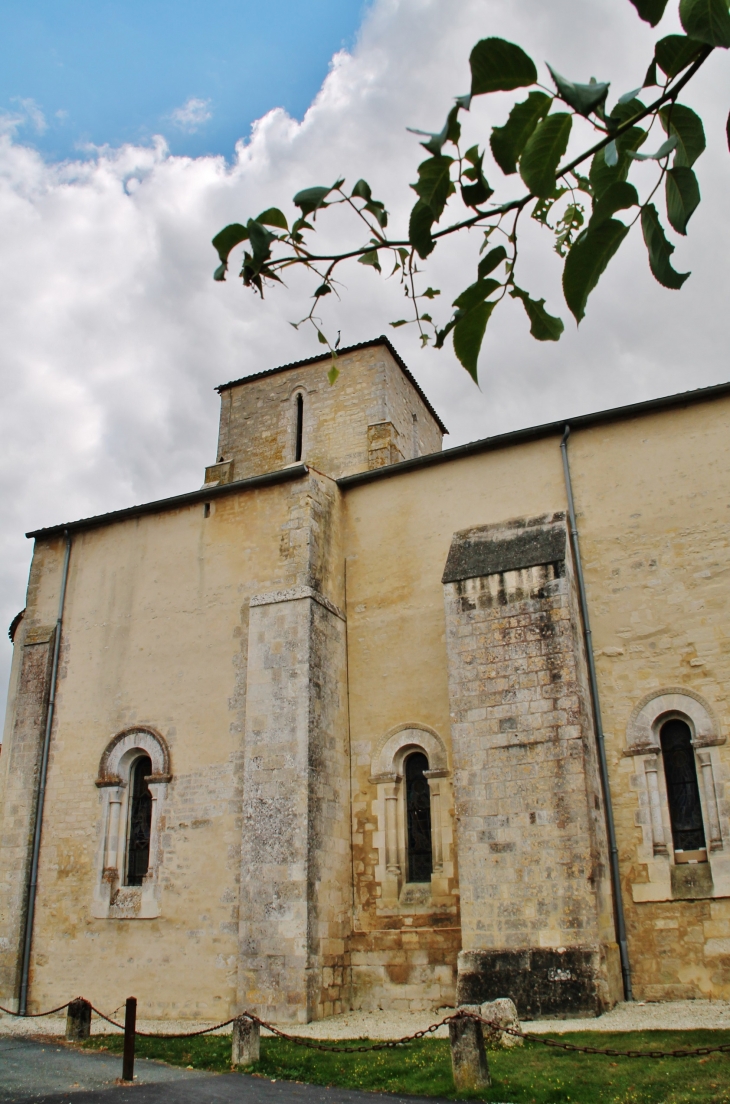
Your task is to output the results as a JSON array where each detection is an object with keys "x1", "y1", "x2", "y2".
[
  {"x1": 660, "y1": 719, "x2": 707, "y2": 857},
  {"x1": 126, "y1": 754, "x2": 153, "y2": 885},
  {"x1": 405, "y1": 752, "x2": 433, "y2": 882},
  {"x1": 295, "y1": 393, "x2": 304, "y2": 462}
]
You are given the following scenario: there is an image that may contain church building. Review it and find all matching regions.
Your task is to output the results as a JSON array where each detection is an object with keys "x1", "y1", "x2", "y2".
[{"x1": 1, "y1": 335, "x2": 729, "y2": 1023}]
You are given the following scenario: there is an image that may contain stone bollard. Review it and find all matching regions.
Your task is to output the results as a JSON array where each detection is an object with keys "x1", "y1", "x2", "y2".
[
  {"x1": 449, "y1": 1006, "x2": 491, "y2": 1091},
  {"x1": 480, "y1": 997, "x2": 523, "y2": 1049},
  {"x1": 65, "y1": 998, "x2": 92, "y2": 1042},
  {"x1": 232, "y1": 1016, "x2": 260, "y2": 1066}
]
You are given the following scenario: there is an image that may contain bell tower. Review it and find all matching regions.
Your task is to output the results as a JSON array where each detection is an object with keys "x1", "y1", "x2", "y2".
[{"x1": 203, "y1": 336, "x2": 446, "y2": 486}]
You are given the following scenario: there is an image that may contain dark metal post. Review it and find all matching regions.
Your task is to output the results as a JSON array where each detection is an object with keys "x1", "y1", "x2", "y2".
[
  {"x1": 122, "y1": 997, "x2": 137, "y2": 1082},
  {"x1": 560, "y1": 425, "x2": 633, "y2": 1001}
]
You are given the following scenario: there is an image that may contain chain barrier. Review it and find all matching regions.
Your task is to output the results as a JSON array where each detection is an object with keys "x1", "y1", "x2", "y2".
[
  {"x1": 0, "y1": 1001, "x2": 70, "y2": 1018},
  {"x1": 2, "y1": 999, "x2": 730, "y2": 1060}
]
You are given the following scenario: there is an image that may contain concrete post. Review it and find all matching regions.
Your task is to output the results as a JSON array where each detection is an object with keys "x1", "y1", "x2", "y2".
[
  {"x1": 65, "y1": 998, "x2": 92, "y2": 1041},
  {"x1": 232, "y1": 1016, "x2": 260, "y2": 1066},
  {"x1": 449, "y1": 1008, "x2": 491, "y2": 1090}
]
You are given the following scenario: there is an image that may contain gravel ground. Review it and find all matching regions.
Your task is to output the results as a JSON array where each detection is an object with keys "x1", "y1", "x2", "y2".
[{"x1": 3, "y1": 1000, "x2": 730, "y2": 1040}]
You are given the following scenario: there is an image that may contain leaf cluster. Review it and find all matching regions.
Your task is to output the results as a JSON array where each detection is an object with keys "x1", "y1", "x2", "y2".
[{"x1": 212, "y1": 0, "x2": 721, "y2": 385}]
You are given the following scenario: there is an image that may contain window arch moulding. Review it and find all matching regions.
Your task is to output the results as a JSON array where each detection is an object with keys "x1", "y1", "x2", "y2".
[
  {"x1": 369, "y1": 724, "x2": 456, "y2": 913},
  {"x1": 624, "y1": 691, "x2": 730, "y2": 904},
  {"x1": 92, "y1": 727, "x2": 172, "y2": 920}
]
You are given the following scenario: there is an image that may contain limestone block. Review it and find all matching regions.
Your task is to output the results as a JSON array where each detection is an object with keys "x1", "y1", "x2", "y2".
[
  {"x1": 232, "y1": 1017, "x2": 260, "y2": 1065},
  {"x1": 65, "y1": 998, "x2": 92, "y2": 1041},
  {"x1": 479, "y1": 997, "x2": 523, "y2": 1048},
  {"x1": 449, "y1": 1006, "x2": 491, "y2": 1090}
]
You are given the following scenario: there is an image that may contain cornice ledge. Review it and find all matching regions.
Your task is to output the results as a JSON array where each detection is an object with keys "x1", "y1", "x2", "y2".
[{"x1": 250, "y1": 585, "x2": 346, "y2": 621}]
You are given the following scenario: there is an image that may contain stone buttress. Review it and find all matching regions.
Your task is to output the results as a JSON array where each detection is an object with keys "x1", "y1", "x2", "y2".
[
  {"x1": 442, "y1": 513, "x2": 621, "y2": 1017},
  {"x1": 236, "y1": 473, "x2": 351, "y2": 1023}
]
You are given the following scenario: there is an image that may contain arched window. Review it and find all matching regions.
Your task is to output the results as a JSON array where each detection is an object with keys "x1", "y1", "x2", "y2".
[
  {"x1": 126, "y1": 755, "x2": 153, "y2": 885},
  {"x1": 295, "y1": 393, "x2": 304, "y2": 461},
  {"x1": 405, "y1": 752, "x2": 433, "y2": 882},
  {"x1": 660, "y1": 719, "x2": 706, "y2": 857}
]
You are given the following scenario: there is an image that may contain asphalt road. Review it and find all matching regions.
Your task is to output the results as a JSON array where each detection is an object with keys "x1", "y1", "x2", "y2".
[{"x1": 0, "y1": 1036, "x2": 463, "y2": 1104}]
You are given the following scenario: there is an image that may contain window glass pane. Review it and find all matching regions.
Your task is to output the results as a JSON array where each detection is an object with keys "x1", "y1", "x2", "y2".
[
  {"x1": 405, "y1": 752, "x2": 433, "y2": 882},
  {"x1": 660, "y1": 719, "x2": 706, "y2": 852},
  {"x1": 126, "y1": 755, "x2": 153, "y2": 886}
]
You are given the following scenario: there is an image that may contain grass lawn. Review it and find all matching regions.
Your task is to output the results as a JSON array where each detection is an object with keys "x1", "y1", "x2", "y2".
[{"x1": 83, "y1": 1029, "x2": 730, "y2": 1103}]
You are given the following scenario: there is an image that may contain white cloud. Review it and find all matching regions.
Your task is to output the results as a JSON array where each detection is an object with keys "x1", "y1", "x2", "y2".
[
  {"x1": 1, "y1": 0, "x2": 729, "y2": 726},
  {"x1": 170, "y1": 96, "x2": 212, "y2": 132}
]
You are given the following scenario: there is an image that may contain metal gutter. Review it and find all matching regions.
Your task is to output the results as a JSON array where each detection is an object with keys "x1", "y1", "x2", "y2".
[
  {"x1": 19, "y1": 531, "x2": 72, "y2": 1014},
  {"x1": 560, "y1": 426, "x2": 633, "y2": 1002},
  {"x1": 26, "y1": 464, "x2": 309, "y2": 540},
  {"x1": 337, "y1": 378, "x2": 730, "y2": 489}
]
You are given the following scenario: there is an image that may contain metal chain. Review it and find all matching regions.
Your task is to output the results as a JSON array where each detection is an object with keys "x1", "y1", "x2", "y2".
[
  {"x1": 0, "y1": 1001, "x2": 70, "y2": 1018},
  {"x1": 3, "y1": 999, "x2": 730, "y2": 1059}
]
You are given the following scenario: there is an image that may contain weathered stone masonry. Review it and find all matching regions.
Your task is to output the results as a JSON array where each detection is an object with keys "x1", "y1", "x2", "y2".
[{"x1": 443, "y1": 514, "x2": 619, "y2": 1016}]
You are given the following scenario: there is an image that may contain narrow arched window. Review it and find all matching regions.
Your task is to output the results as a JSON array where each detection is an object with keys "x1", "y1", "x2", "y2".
[
  {"x1": 126, "y1": 755, "x2": 153, "y2": 885},
  {"x1": 405, "y1": 752, "x2": 433, "y2": 882},
  {"x1": 295, "y1": 393, "x2": 304, "y2": 462},
  {"x1": 660, "y1": 719, "x2": 706, "y2": 856}
]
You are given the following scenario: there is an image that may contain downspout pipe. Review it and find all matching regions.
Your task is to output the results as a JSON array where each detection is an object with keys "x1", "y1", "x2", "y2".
[
  {"x1": 560, "y1": 426, "x2": 633, "y2": 1002},
  {"x1": 19, "y1": 530, "x2": 71, "y2": 1015}
]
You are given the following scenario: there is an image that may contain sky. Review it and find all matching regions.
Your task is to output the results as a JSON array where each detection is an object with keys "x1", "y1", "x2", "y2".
[{"x1": 1, "y1": 0, "x2": 729, "y2": 728}]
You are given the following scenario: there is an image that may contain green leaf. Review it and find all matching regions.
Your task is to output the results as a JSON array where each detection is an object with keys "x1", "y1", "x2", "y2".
[
  {"x1": 659, "y1": 104, "x2": 706, "y2": 166},
  {"x1": 422, "y1": 287, "x2": 441, "y2": 298},
  {"x1": 655, "y1": 34, "x2": 705, "y2": 77},
  {"x1": 460, "y1": 147, "x2": 493, "y2": 208},
  {"x1": 490, "y1": 91, "x2": 552, "y2": 175},
  {"x1": 328, "y1": 360, "x2": 339, "y2": 385},
  {"x1": 609, "y1": 97, "x2": 647, "y2": 125},
  {"x1": 519, "y1": 112, "x2": 572, "y2": 198},
  {"x1": 627, "y1": 135, "x2": 678, "y2": 160},
  {"x1": 478, "y1": 245, "x2": 508, "y2": 279},
  {"x1": 562, "y1": 218, "x2": 630, "y2": 322},
  {"x1": 411, "y1": 155, "x2": 455, "y2": 220},
  {"x1": 213, "y1": 262, "x2": 227, "y2": 282},
  {"x1": 644, "y1": 58, "x2": 659, "y2": 86},
  {"x1": 453, "y1": 278, "x2": 501, "y2": 313},
  {"x1": 547, "y1": 67, "x2": 610, "y2": 116},
  {"x1": 469, "y1": 37, "x2": 538, "y2": 95},
  {"x1": 212, "y1": 223, "x2": 249, "y2": 270},
  {"x1": 453, "y1": 300, "x2": 496, "y2": 382},
  {"x1": 408, "y1": 105, "x2": 461, "y2": 156},
  {"x1": 604, "y1": 139, "x2": 618, "y2": 167},
  {"x1": 254, "y1": 207, "x2": 288, "y2": 231},
  {"x1": 390, "y1": 319, "x2": 409, "y2": 328},
  {"x1": 590, "y1": 126, "x2": 647, "y2": 198},
  {"x1": 641, "y1": 203, "x2": 691, "y2": 288},
  {"x1": 364, "y1": 200, "x2": 388, "y2": 228},
  {"x1": 247, "y1": 219, "x2": 276, "y2": 264},
  {"x1": 351, "y1": 179, "x2": 371, "y2": 200},
  {"x1": 317, "y1": 329, "x2": 328, "y2": 344},
  {"x1": 510, "y1": 286, "x2": 564, "y2": 340},
  {"x1": 665, "y1": 166, "x2": 701, "y2": 233},
  {"x1": 314, "y1": 283, "x2": 332, "y2": 297},
  {"x1": 628, "y1": 0, "x2": 670, "y2": 25},
  {"x1": 293, "y1": 185, "x2": 333, "y2": 217},
  {"x1": 679, "y1": 0, "x2": 730, "y2": 46},
  {"x1": 409, "y1": 200, "x2": 436, "y2": 259},
  {"x1": 358, "y1": 250, "x2": 382, "y2": 272},
  {"x1": 589, "y1": 181, "x2": 639, "y2": 228}
]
